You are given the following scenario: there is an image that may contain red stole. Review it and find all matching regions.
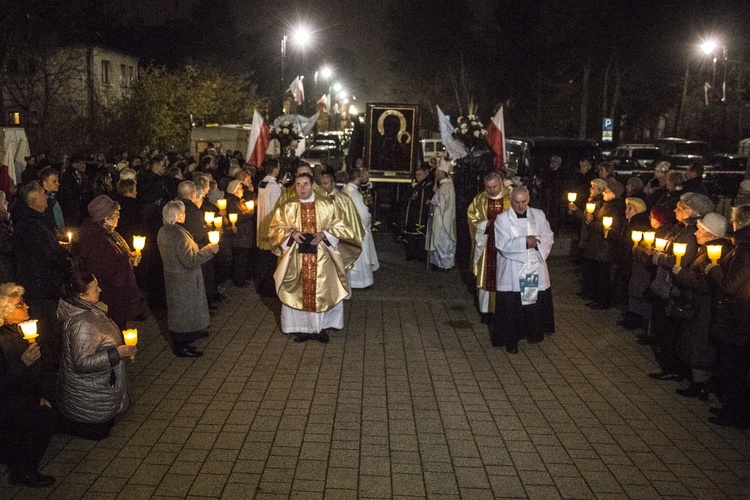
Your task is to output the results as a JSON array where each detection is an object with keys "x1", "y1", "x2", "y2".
[
  {"x1": 300, "y1": 202, "x2": 317, "y2": 312},
  {"x1": 484, "y1": 198, "x2": 505, "y2": 290}
]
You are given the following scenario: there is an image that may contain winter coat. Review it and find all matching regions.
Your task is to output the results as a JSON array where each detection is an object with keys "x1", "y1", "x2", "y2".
[
  {"x1": 629, "y1": 222, "x2": 679, "y2": 298},
  {"x1": 672, "y1": 238, "x2": 731, "y2": 368},
  {"x1": 0, "y1": 213, "x2": 14, "y2": 283},
  {"x1": 12, "y1": 203, "x2": 70, "y2": 300},
  {"x1": 0, "y1": 324, "x2": 56, "y2": 414},
  {"x1": 654, "y1": 217, "x2": 700, "y2": 270},
  {"x1": 226, "y1": 193, "x2": 255, "y2": 249},
  {"x1": 56, "y1": 298, "x2": 130, "y2": 424},
  {"x1": 708, "y1": 224, "x2": 750, "y2": 345},
  {"x1": 582, "y1": 197, "x2": 625, "y2": 263},
  {"x1": 157, "y1": 223, "x2": 214, "y2": 333},
  {"x1": 116, "y1": 195, "x2": 144, "y2": 246},
  {"x1": 77, "y1": 218, "x2": 141, "y2": 328}
]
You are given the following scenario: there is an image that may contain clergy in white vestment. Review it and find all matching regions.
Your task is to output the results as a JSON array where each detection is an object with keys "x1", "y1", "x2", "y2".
[
  {"x1": 342, "y1": 169, "x2": 379, "y2": 288},
  {"x1": 425, "y1": 160, "x2": 456, "y2": 270},
  {"x1": 255, "y1": 160, "x2": 283, "y2": 296},
  {"x1": 492, "y1": 186, "x2": 555, "y2": 353},
  {"x1": 269, "y1": 173, "x2": 362, "y2": 343}
]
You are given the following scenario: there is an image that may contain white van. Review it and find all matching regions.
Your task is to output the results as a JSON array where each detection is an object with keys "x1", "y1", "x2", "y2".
[
  {"x1": 1, "y1": 127, "x2": 30, "y2": 183},
  {"x1": 420, "y1": 138, "x2": 444, "y2": 165}
]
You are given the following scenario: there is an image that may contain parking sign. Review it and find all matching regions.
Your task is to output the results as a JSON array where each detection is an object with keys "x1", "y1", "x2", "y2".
[{"x1": 602, "y1": 117, "x2": 613, "y2": 142}]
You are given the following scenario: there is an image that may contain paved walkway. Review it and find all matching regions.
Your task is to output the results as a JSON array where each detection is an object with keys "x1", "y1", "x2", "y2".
[{"x1": 2, "y1": 234, "x2": 750, "y2": 499}]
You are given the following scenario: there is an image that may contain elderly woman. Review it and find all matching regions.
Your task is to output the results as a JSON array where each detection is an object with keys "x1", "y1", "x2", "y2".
[
  {"x1": 670, "y1": 213, "x2": 731, "y2": 401},
  {"x1": 56, "y1": 272, "x2": 135, "y2": 440},
  {"x1": 654, "y1": 170, "x2": 685, "y2": 211},
  {"x1": 706, "y1": 205, "x2": 750, "y2": 428},
  {"x1": 0, "y1": 283, "x2": 56, "y2": 487},
  {"x1": 157, "y1": 200, "x2": 219, "y2": 357},
  {"x1": 225, "y1": 179, "x2": 256, "y2": 288},
  {"x1": 614, "y1": 197, "x2": 652, "y2": 328},
  {"x1": 78, "y1": 195, "x2": 141, "y2": 329},
  {"x1": 568, "y1": 178, "x2": 606, "y2": 300}
]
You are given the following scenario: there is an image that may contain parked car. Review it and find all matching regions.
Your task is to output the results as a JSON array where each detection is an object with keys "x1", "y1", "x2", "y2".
[
  {"x1": 301, "y1": 145, "x2": 340, "y2": 170},
  {"x1": 655, "y1": 138, "x2": 710, "y2": 159},
  {"x1": 608, "y1": 144, "x2": 662, "y2": 170},
  {"x1": 419, "y1": 138, "x2": 445, "y2": 165},
  {"x1": 703, "y1": 154, "x2": 749, "y2": 197},
  {"x1": 507, "y1": 137, "x2": 602, "y2": 184}
]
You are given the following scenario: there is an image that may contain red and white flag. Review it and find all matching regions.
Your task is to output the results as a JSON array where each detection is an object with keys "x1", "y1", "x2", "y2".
[
  {"x1": 317, "y1": 93, "x2": 330, "y2": 111},
  {"x1": 246, "y1": 110, "x2": 270, "y2": 167},
  {"x1": 486, "y1": 106, "x2": 507, "y2": 170},
  {"x1": 288, "y1": 76, "x2": 305, "y2": 105}
]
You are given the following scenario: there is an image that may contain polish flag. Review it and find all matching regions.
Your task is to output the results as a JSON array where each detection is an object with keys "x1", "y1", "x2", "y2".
[
  {"x1": 288, "y1": 76, "x2": 305, "y2": 105},
  {"x1": 246, "y1": 110, "x2": 270, "y2": 167},
  {"x1": 486, "y1": 106, "x2": 507, "y2": 169}
]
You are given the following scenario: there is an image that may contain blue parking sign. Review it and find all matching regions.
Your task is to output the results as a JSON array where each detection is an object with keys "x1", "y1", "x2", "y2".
[{"x1": 602, "y1": 117, "x2": 613, "y2": 142}]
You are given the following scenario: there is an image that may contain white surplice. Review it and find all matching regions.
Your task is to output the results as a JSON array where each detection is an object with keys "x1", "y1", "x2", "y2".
[
  {"x1": 425, "y1": 178, "x2": 456, "y2": 269},
  {"x1": 342, "y1": 182, "x2": 379, "y2": 288}
]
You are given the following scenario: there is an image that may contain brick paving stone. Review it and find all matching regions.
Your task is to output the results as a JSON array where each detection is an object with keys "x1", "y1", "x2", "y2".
[{"x1": 8, "y1": 235, "x2": 750, "y2": 499}]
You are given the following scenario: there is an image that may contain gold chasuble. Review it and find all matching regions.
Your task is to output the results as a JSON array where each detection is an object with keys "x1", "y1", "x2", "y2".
[
  {"x1": 270, "y1": 195, "x2": 362, "y2": 312},
  {"x1": 328, "y1": 190, "x2": 365, "y2": 271},
  {"x1": 467, "y1": 190, "x2": 511, "y2": 309}
]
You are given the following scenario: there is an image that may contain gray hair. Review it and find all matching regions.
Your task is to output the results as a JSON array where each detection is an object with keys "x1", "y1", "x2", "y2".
[
  {"x1": 119, "y1": 168, "x2": 137, "y2": 180},
  {"x1": 732, "y1": 205, "x2": 750, "y2": 229},
  {"x1": 193, "y1": 174, "x2": 210, "y2": 191},
  {"x1": 162, "y1": 200, "x2": 185, "y2": 225},
  {"x1": 484, "y1": 171, "x2": 505, "y2": 184},
  {"x1": 0, "y1": 283, "x2": 24, "y2": 326},
  {"x1": 177, "y1": 180, "x2": 196, "y2": 199},
  {"x1": 511, "y1": 186, "x2": 530, "y2": 200}
]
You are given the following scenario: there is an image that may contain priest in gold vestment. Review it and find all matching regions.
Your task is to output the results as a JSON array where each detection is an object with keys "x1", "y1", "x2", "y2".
[
  {"x1": 467, "y1": 171, "x2": 512, "y2": 319},
  {"x1": 270, "y1": 173, "x2": 362, "y2": 343}
]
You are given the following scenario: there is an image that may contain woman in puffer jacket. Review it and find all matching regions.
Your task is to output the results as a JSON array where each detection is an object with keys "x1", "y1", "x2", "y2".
[{"x1": 56, "y1": 272, "x2": 137, "y2": 440}]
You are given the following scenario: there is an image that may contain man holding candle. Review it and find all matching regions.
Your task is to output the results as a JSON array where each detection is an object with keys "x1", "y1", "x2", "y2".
[
  {"x1": 467, "y1": 171, "x2": 511, "y2": 322},
  {"x1": 491, "y1": 187, "x2": 555, "y2": 353},
  {"x1": 0, "y1": 283, "x2": 57, "y2": 487},
  {"x1": 269, "y1": 173, "x2": 362, "y2": 343}
]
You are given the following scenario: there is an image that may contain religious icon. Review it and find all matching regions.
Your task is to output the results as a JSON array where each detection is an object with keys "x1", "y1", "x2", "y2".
[{"x1": 365, "y1": 103, "x2": 420, "y2": 177}]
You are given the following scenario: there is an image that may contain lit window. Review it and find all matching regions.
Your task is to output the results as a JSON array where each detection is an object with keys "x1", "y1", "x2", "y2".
[
  {"x1": 9, "y1": 112, "x2": 20, "y2": 125},
  {"x1": 120, "y1": 64, "x2": 127, "y2": 86}
]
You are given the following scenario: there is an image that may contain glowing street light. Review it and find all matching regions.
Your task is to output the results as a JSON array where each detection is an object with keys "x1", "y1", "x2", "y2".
[
  {"x1": 333, "y1": 83, "x2": 342, "y2": 92},
  {"x1": 280, "y1": 24, "x2": 313, "y2": 115},
  {"x1": 320, "y1": 66, "x2": 333, "y2": 79},
  {"x1": 700, "y1": 39, "x2": 717, "y2": 55}
]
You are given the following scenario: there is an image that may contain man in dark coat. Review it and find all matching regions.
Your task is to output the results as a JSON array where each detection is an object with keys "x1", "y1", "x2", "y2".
[
  {"x1": 401, "y1": 165, "x2": 432, "y2": 262},
  {"x1": 39, "y1": 166, "x2": 64, "y2": 231},
  {"x1": 58, "y1": 156, "x2": 89, "y2": 227},
  {"x1": 12, "y1": 182, "x2": 70, "y2": 363}
]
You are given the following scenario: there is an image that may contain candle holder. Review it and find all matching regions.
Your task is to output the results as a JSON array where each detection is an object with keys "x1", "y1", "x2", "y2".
[
  {"x1": 67, "y1": 231, "x2": 73, "y2": 244},
  {"x1": 586, "y1": 203, "x2": 596, "y2": 214},
  {"x1": 216, "y1": 198, "x2": 227, "y2": 211},
  {"x1": 602, "y1": 216, "x2": 613, "y2": 237},
  {"x1": 208, "y1": 230, "x2": 220, "y2": 245},
  {"x1": 567, "y1": 193, "x2": 577, "y2": 203},
  {"x1": 122, "y1": 329, "x2": 138, "y2": 361},
  {"x1": 672, "y1": 242, "x2": 687, "y2": 267},
  {"x1": 19, "y1": 319, "x2": 39, "y2": 343},
  {"x1": 204, "y1": 211, "x2": 215, "y2": 226},
  {"x1": 642, "y1": 231, "x2": 655, "y2": 249},
  {"x1": 706, "y1": 244, "x2": 722, "y2": 265},
  {"x1": 631, "y1": 230, "x2": 643, "y2": 246},
  {"x1": 132, "y1": 235, "x2": 146, "y2": 266},
  {"x1": 654, "y1": 238, "x2": 668, "y2": 252},
  {"x1": 228, "y1": 213, "x2": 238, "y2": 226},
  {"x1": 245, "y1": 200, "x2": 255, "y2": 213},
  {"x1": 213, "y1": 216, "x2": 223, "y2": 229}
]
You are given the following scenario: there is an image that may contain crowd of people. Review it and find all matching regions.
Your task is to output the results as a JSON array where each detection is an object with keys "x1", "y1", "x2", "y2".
[{"x1": 562, "y1": 159, "x2": 750, "y2": 430}]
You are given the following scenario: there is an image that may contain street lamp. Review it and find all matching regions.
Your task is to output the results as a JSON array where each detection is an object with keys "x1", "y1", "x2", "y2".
[
  {"x1": 280, "y1": 25, "x2": 312, "y2": 116},
  {"x1": 700, "y1": 37, "x2": 728, "y2": 102}
]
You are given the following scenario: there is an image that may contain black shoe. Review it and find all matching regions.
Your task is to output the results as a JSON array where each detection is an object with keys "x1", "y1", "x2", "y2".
[
  {"x1": 675, "y1": 383, "x2": 709, "y2": 401},
  {"x1": 174, "y1": 346, "x2": 203, "y2": 358},
  {"x1": 505, "y1": 345, "x2": 518, "y2": 354},
  {"x1": 590, "y1": 302, "x2": 611, "y2": 310},
  {"x1": 318, "y1": 331, "x2": 330, "y2": 343},
  {"x1": 293, "y1": 334, "x2": 312, "y2": 343},
  {"x1": 9, "y1": 472, "x2": 55, "y2": 488},
  {"x1": 196, "y1": 330, "x2": 209, "y2": 339},
  {"x1": 708, "y1": 415, "x2": 750, "y2": 429},
  {"x1": 648, "y1": 372, "x2": 683, "y2": 381},
  {"x1": 708, "y1": 407, "x2": 723, "y2": 416},
  {"x1": 527, "y1": 338, "x2": 543, "y2": 344}
]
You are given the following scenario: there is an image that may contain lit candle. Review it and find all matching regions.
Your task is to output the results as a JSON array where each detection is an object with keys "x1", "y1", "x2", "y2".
[
  {"x1": 706, "y1": 244, "x2": 722, "y2": 265},
  {"x1": 216, "y1": 198, "x2": 227, "y2": 211},
  {"x1": 567, "y1": 192, "x2": 577, "y2": 203},
  {"x1": 132, "y1": 235, "x2": 146, "y2": 255},
  {"x1": 204, "y1": 211, "x2": 215, "y2": 225},
  {"x1": 586, "y1": 203, "x2": 596, "y2": 214},
  {"x1": 245, "y1": 200, "x2": 255, "y2": 212},
  {"x1": 122, "y1": 329, "x2": 138, "y2": 361},
  {"x1": 642, "y1": 231, "x2": 655, "y2": 248},
  {"x1": 672, "y1": 242, "x2": 687, "y2": 267},
  {"x1": 208, "y1": 230, "x2": 220, "y2": 245},
  {"x1": 19, "y1": 320, "x2": 38, "y2": 343},
  {"x1": 229, "y1": 213, "x2": 238, "y2": 225},
  {"x1": 602, "y1": 216, "x2": 613, "y2": 237},
  {"x1": 213, "y1": 216, "x2": 223, "y2": 229},
  {"x1": 654, "y1": 238, "x2": 668, "y2": 252},
  {"x1": 631, "y1": 230, "x2": 643, "y2": 246},
  {"x1": 67, "y1": 231, "x2": 73, "y2": 243}
]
